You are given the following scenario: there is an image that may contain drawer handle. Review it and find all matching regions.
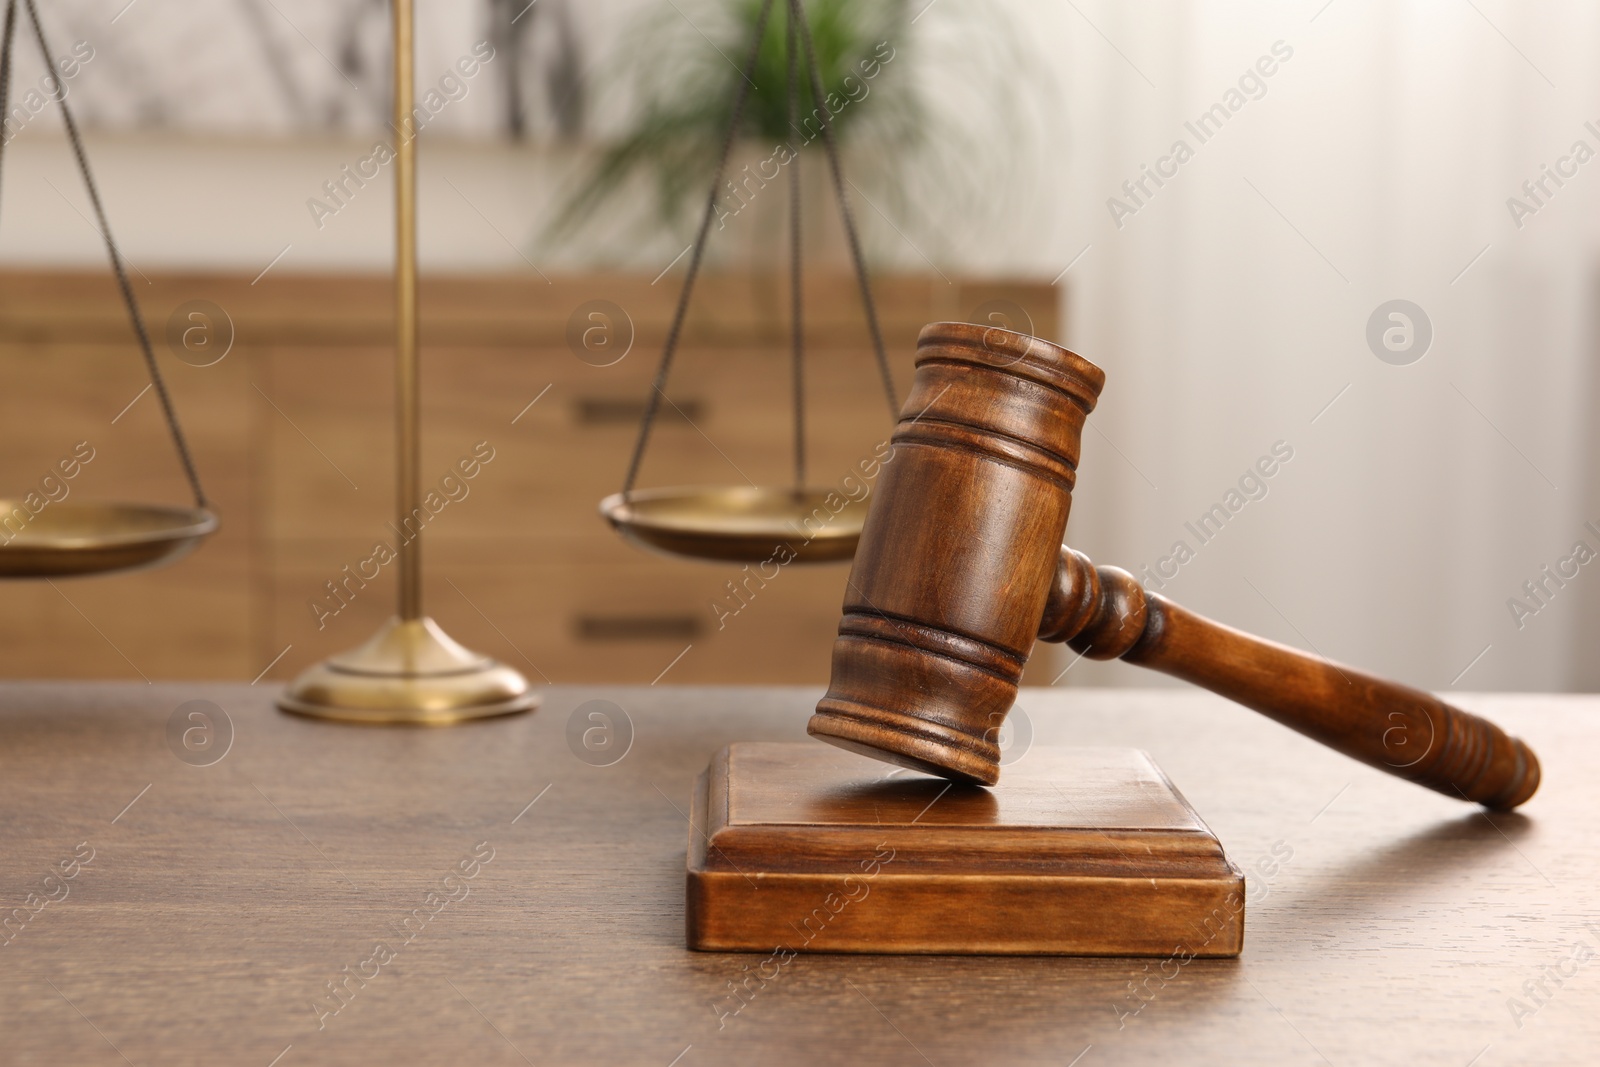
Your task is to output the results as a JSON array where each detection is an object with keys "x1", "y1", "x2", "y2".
[
  {"x1": 574, "y1": 397, "x2": 705, "y2": 425},
  {"x1": 575, "y1": 614, "x2": 704, "y2": 641}
]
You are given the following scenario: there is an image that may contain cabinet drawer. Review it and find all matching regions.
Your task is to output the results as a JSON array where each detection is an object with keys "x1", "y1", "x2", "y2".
[{"x1": 265, "y1": 554, "x2": 851, "y2": 686}]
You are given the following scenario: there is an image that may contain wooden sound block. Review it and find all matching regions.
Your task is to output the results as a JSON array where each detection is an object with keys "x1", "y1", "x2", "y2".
[{"x1": 687, "y1": 742, "x2": 1245, "y2": 956}]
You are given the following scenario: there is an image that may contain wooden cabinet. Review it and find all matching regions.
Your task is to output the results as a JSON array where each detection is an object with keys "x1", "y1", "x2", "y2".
[{"x1": 0, "y1": 270, "x2": 1059, "y2": 684}]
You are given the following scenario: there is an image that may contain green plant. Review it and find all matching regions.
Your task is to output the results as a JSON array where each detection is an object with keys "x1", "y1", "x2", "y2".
[
  {"x1": 544, "y1": 0, "x2": 919, "y2": 237},
  {"x1": 543, "y1": 0, "x2": 1042, "y2": 266}
]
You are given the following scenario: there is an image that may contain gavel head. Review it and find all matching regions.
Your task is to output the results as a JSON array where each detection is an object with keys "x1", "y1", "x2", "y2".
[{"x1": 808, "y1": 322, "x2": 1106, "y2": 785}]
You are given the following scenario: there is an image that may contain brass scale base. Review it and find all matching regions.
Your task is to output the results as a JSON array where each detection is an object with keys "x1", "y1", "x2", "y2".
[
  {"x1": 273, "y1": 485, "x2": 859, "y2": 724},
  {"x1": 277, "y1": 616, "x2": 536, "y2": 724}
]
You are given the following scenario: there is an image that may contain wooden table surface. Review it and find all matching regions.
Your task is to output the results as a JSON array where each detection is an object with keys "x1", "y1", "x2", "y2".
[{"x1": 1, "y1": 683, "x2": 1594, "y2": 1066}]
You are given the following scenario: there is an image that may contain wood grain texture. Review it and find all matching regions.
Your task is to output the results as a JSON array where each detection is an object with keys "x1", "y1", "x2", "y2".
[
  {"x1": 687, "y1": 743, "x2": 1244, "y2": 955},
  {"x1": 0, "y1": 683, "x2": 1592, "y2": 1066},
  {"x1": 810, "y1": 322, "x2": 1104, "y2": 782},
  {"x1": 1046, "y1": 548, "x2": 1539, "y2": 809}
]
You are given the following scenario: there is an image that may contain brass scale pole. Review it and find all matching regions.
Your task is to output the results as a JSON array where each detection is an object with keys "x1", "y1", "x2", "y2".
[
  {"x1": 395, "y1": 0, "x2": 421, "y2": 623},
  {"x1": 278, "y1": 0, "x2": 537, "y2": 723}
]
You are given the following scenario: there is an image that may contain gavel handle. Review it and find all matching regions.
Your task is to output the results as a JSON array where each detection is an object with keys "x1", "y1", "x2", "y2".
[{"x1": 1039, "y1": 547, "x2": 1540, "y2": 810}]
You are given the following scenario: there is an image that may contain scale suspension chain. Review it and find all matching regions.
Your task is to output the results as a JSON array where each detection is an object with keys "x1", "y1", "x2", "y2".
[
  {"x1": 790, "y1": 0, "x2": 896, "y2": 421},
  {"x1": 619, "y1": 0, "x2": 899, "y2": 500},
  {"x1": 0, "y1": 0, "x2": 209, "y2": 510},
  {"x1": 786, "y1": 0, "x2": 804, "y2": 493},
  {"x1": 0, "y1": 0, "x2": 16, "y2": 211},
  {"x1": 618, "y1": 0, "x2": 778, "y2": 499}
]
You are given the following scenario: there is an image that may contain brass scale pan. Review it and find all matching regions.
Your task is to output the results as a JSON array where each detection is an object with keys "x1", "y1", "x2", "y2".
[
  {"x1": 0, "y1": 502, "x2": 215, "y2": 579},
  {"x1": 600, "y1": 0, "x2": 896, "y2": 566},
  {"x1": 0, "y1": 0, "x2": 215, "y2": 580},
  {"x1": 601, "y1": 486, "x2": 861, "y2": 564}
]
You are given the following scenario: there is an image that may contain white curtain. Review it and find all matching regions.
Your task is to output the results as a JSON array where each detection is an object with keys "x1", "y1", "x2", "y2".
[{"x1": 973, "y1": 0, "x2": 1600, "y2": 691}]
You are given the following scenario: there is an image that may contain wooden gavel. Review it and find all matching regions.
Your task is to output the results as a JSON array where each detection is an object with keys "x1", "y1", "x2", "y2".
[{"x1": 809, "y1": 322, "x2": 1540, "y2": 810}]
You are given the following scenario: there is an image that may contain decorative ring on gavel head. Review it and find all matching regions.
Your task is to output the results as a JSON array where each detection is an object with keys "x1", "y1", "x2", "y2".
[{"x1": 807, "y1": 322, "x2": 1105, "y2": 785}]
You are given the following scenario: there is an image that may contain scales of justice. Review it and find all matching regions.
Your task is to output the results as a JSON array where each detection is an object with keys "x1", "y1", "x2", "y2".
[
  {"x1": 0, "y1": 0, "x2": 875, "y2": 722},
  {"x1": 0, "y1": 0, "x2": 532, "y2": 722},
  {"x1": 0, "y1": 0, "x2": 1541, "y2": 957}
]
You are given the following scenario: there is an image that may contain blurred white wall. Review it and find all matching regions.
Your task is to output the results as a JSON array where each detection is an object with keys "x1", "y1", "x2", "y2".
[
  {"x1": 2, "y1": 0, "x2": 1596, "y2": 690},
  {"x1": 1035, "y1": 0, "x2": 1600, "y2": 695}
]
